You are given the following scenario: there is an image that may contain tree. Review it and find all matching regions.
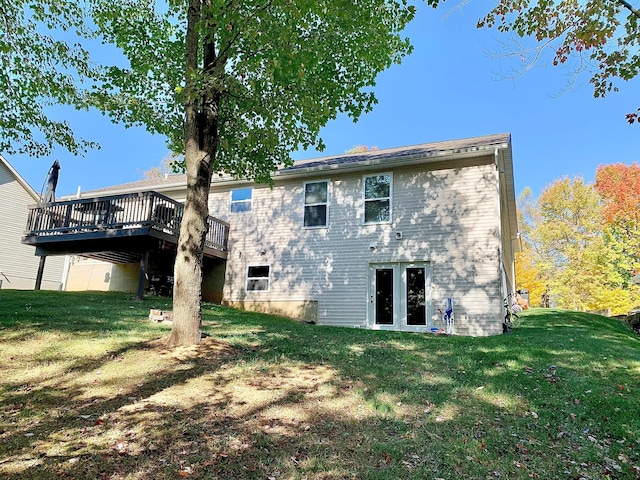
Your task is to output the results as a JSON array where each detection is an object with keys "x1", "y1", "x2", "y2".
[
  {"x1": 90, "y1": 0, "x2": 420, "y2": 345},
  {"x1": 460, "y1": 0, "x2": 640, "y2": 123},
  {"x1": 345, "y1": 145, "x2": 379, "y2": 154},
  {"x1": 0, "y1": 0, "x2": 98, "y2": 156},
  {"x1": 140, "y1": 154, "x2": 182, "y2": 180},
  {"x1": 514, "y1": 189, "x2": 547, "y2": 307},
  {"x1": 533, "y1": 177, "x2": 610, "y2": 310},
  {"x1": 520, "y1": 176, "x2": 640, "y2": 314},
  {"x1": 595, "y1": 163, "x2": 640, "y2": 285},
  {"x1": 595, "y1": 162, "x2": 640, "y2": 224}
]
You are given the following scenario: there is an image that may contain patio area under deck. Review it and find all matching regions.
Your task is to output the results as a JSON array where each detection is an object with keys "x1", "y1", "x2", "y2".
[{"x1": 22, "y1": 191, "x2": 230, "y2": 297}]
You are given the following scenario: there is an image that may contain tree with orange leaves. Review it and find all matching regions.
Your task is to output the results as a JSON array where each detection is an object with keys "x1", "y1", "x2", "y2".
[
  {"x1": 595, "y1": 163, "x2": 640, "y2": 224},
  {"x1": 595, "y1": 163, "x2": 640, "y2": 288}
]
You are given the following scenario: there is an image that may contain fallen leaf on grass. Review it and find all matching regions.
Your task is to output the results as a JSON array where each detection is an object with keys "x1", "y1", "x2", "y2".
[{"x1": 385, "y1": 454, "x2": 392, "y2": 464}]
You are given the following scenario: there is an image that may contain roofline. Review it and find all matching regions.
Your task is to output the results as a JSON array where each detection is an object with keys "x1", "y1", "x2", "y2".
[
  {"x1": 65, "y1": 133, "x2": 512, "y2": 197},
  {"x1": 275, "y1": 142, "x2": 508, "y2": 179},
  {"x1": 0, "y1": 154, "x2": 40, "y2": 202}
]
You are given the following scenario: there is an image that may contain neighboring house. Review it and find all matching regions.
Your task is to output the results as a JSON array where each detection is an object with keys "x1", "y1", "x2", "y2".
[
  {"x1": 0, "y1": 154, "x2": 66, "y2": 290},
  {"x1": 59, "y1": 133, "x2": 519, "y2": 336}
]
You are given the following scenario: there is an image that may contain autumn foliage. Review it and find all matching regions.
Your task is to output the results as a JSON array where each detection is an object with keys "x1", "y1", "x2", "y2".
[
  {"x1": 595, "y1": 163, "x2": 640, "y2": 224},
  {"x1": 516, "y1": 166, "x2": 640, "y2": 314}
]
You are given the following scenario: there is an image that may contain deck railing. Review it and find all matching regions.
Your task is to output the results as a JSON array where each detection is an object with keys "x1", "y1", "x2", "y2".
[{"x1": 24, "y1": 191, "x2": 230, "y2": 253}]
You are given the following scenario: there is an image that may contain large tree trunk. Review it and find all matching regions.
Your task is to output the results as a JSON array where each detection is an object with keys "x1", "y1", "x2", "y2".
[
  {"x1": 168, "y1": 0, "x2": 219, "y2": 346},
  {"x1": 169, "y1": 157, "x2": 210, "y2": 346}
]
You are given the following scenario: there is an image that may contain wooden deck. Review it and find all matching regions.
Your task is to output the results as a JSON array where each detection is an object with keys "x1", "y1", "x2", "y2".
[{"x1": 22, "y1": 191, "x2": 230, "y2": 263}]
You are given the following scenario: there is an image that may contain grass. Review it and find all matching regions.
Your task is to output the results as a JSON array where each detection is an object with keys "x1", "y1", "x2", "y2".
[{"x1": 1, "y1": 290, "x2": 639, "y2": 479}]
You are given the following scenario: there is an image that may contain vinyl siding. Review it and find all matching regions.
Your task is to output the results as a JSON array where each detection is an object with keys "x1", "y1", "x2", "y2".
[
  {"x1": 215, "y1": 156, "x2": 504, "y2": 336},
  {"x1": 65, "y1": 257, "x2": 139, "y2": 292},
  {"x1": 0, "y1": 161, "x2": 65, "y2": 290}
]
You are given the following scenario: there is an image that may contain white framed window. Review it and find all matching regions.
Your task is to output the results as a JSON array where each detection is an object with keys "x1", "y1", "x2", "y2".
[
  {"x1": 303, "y1": 180, "x2": 329, "y2": 228},
  {"x1": 363, "y1": 173, "x2": 392, "y2": 224},
  {"x1": 230, "y1": 187, "x2": 252, "y2": 213},
  {"x1": 246, "y1": 265, "x2": 270, "y2": 292}
]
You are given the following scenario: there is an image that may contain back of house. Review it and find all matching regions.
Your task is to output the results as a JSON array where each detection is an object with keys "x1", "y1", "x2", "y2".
[
  {"x1": 52, "y1": 133, "x2": 518, "y2": 336},
  {"x1": 213, "y1": 133, "x2": 518, "y2": 336}
]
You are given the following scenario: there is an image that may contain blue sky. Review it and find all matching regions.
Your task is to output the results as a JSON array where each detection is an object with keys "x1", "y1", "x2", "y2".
[{"x1": 7, "y1": 2, "x2": 639, "y2": 200}]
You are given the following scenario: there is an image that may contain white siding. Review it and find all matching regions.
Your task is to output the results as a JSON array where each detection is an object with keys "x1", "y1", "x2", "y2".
[
  {"x1": 215, "y1": 156, "x2": 504, "y2": 336},
  {"x1": 0, "y1": 160, "x2": 65, "y2": 290}
]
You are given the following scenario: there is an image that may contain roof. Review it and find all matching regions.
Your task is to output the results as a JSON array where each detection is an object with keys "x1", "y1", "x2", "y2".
[
  {"x1": 68, "y1": 133, "x2": 512, "y2": 197},
  {"x1": 287, "y1": 133, "x2": 510, "y2": 172}
]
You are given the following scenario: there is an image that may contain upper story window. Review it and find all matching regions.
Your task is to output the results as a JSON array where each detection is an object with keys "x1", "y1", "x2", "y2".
[
  {"x1": 303, "y1": 180, "x2": 328, "y2": 228},
  {"x1": 246, "y1": 265, "x2": 270, "y2": 292},
  {"x1": 230, "y1": 187, "x2": 252, "y2": 213},
  {"x1": 364, "y1": 173, "x2": 392, "y2": 224}
]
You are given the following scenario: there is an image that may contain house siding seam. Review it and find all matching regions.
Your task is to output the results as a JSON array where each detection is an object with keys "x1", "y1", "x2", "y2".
[{"x1": 215, "y1": 156, "x2": 504, "y2": 336}]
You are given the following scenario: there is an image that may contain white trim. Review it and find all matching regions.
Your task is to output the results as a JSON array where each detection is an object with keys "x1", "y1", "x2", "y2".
[
  {"x1": 367, "y1": 261, "x2": 432, "y2": 332},
  {"x1": 245, "y1": 264, "x2": 271, "y2": 292},
  {"x1": 362, "y1": 172, "x2": 392, "y2": 225},
  {"x1": 302, "y1": 179, "x2": 329, "y2": 229}
]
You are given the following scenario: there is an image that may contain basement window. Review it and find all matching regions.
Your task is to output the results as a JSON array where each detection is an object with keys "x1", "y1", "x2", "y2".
[{"x1": 246, "y1": 265, "x2": 270, "y2": 292}]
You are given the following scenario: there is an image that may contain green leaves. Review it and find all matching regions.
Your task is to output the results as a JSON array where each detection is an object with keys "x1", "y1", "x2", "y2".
[
  {"x1": 89, "y1": 0, "x2": 418, "y2": 182},
  {"x1": 0, "y1": 0, "x2": 100, "y2": 156}
]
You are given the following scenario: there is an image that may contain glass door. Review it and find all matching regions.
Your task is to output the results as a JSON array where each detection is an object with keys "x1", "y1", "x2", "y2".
[
  {"x1": 401, "y1": 263, "x2": 430, "y2": 332},
  {"x1": 369, "y1": 264, "x2": 398, "y2": 329},
  {"x1": 369, "y1": 262, "x2": 431, "y2": 331}
]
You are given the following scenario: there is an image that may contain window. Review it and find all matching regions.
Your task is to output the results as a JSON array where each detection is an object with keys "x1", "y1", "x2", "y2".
[
  {"x1": 364, "y1": 174, "x2": 391, "y2": 223},
  {"x1": 303, "y1": 181, "x2": 328, "y2": 228},
  {"x1": 230, "y1": 188, "x2": 252, "y2": 213},
  {"x1": 246, "y1": 265, "x2": 270, "y2": 292}
]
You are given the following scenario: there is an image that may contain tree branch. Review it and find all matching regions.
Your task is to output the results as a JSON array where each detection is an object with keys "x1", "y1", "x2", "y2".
[{"x1": 617, "y1": 0, "x2": 640, "y2": 20}]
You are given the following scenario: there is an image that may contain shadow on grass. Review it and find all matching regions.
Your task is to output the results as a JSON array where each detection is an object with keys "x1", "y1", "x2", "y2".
[{"x1": 1, "y1": 293, "x2": 639, "y2": 479}]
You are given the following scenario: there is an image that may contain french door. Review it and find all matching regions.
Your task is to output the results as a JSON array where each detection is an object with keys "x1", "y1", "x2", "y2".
[{"x1": 368, "y1": 262, "x2": 431, "y2": 332}]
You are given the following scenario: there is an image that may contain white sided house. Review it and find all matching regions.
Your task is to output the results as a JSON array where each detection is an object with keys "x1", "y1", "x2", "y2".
[
  {"x1": 58, "y1": 133, "x2": 519, "y2": 336},
  {"x1": 0, "y1": 155, "x2": 65, "y2": 290}
]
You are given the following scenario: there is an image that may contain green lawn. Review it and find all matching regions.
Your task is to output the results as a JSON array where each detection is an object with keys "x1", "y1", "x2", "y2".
[{"x1": 1, "y1": 290, "x2": 639, "y2": 479}]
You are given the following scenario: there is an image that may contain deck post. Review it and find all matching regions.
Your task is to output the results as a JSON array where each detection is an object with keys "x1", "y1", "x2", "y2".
[
  {"x1": 137, "y1": 251, "x2": 149, "y2": 299},
  {"x1": 35, "y1": 256, "x2": 46, "y2": 290}
]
